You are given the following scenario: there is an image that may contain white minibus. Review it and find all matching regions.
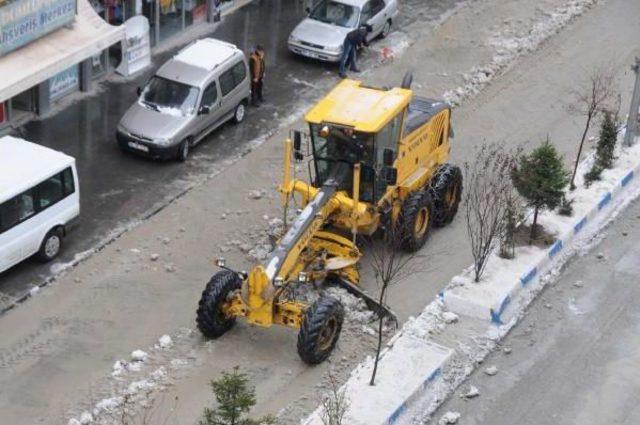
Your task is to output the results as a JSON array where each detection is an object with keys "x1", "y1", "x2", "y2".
[{"x1": 0, "y1": 136, "x2": 80, "y2": 273}]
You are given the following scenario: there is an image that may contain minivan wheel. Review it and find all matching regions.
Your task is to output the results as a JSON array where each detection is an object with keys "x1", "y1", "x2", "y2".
[
  {"x1": 37, "y1": 228, "x2": 63, "y2": 262},
  {"x1": 233, "y1": 102, "x2": 246, "y2": 124},
  {"x1": 177, "y1": 139, "x2": 190, "y2": 162}
]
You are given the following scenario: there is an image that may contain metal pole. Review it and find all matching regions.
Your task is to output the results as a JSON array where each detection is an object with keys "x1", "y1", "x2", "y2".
[{"x1": 624, "y1": 57, "x2": 640, "y2": 147}]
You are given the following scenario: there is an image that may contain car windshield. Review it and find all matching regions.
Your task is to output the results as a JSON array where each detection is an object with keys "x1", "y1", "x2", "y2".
[
  {"x1": 310, "y1": 0, "x2": 359, "y2": 28},
  {"x1": 140, "y1": 77, "x2": 199, "y2": 117}
]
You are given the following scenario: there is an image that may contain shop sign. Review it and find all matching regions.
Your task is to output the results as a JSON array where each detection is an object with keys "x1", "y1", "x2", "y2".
[
  {"x1": 0, "y1": 0, "x2": 77, "y2": 57},
  {"x1": 115, "y1": 15, "x2": 151, "y2": 77},
  {"x1": 0, "y1": 102, "x2": 5, "y2": 124},
  {"x1": 50, "y1": 65, "x2": 79, "y2": 100}
]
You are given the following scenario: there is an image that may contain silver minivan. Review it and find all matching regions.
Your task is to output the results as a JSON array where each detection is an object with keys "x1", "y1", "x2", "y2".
[{"x1": 117, "y1": 38, "x2": 251, "y2": 161}]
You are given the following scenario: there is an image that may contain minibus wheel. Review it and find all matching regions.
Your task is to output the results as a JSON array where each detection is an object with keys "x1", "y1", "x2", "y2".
[{"x1": 37, "y1": 228, "x2": 63, "y2": 262}]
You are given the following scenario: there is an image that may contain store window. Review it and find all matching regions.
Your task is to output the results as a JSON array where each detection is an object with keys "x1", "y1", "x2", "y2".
[
  {"x1": 185, "y1": 0, "x2": 208, "y2": 26},
  {"x1": 159, "y1": 0, "x2": 184, "y2": 41}
]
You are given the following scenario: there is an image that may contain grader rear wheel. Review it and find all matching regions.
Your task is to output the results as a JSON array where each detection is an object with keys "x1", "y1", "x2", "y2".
[
  {"x1": 196, "y1": 270, "x2": 242, "y2": 338},
  {"x1": 297, "y1": 296, "x2": 344, "y2": 364},
  {"x1": 429, "y1": 164, "x2": 463, "y2": 227},
  {"x1": 398, "y1": 190, "x2": 434, "y2": 252}
]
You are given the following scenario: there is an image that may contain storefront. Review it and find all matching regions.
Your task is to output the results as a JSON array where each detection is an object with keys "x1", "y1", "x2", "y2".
[
  {"x1": 0, "y1": 0, "x2": 124, "y2": 130},
  {"x1": 90, "y1": 0, "x2": 237, "y2": 47}
]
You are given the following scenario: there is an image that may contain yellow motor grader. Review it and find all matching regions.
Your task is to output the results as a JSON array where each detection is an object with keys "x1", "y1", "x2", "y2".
[{"x1": 196, "y1": 74, "x2": 462, "y2": 364}]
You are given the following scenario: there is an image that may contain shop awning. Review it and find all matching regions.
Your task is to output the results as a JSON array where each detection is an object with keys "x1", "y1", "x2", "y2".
[{"x1": 0, "y1": 0, "x2": 124, "y2": 103}]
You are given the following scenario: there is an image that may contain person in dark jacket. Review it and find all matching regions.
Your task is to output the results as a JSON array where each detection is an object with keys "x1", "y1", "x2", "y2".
[
  {"x1": 339, "y1": 24, "x2": 372, "y2": 78},
  {"x1": 249, "y1": 45, "x2": 266, "y2": 106}
]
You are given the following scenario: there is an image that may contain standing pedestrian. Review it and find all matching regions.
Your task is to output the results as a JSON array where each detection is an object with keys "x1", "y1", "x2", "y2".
[
  {"x1": 339, "y1": 24, "x2": 372, "y2": 78},
  {"x1": 249, "y1": 44, "x2": 265, "y2": 106}
]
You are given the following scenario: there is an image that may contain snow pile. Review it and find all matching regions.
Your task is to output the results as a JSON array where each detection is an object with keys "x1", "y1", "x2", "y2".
[
  {"x1": 131, "y1": 349, "x2": 148, "y2": 362},
  {"x1": 444, "y1": 0, "x2": 599, "y2": 106},
  {"x1": 157, "y1": 335, "x2": 173, "y2": 349}
]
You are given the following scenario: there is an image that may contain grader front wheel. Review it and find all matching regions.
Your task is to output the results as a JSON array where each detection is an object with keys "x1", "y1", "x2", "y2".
[
  {"x1": 196, "y1": 270, "x2": 242, "y2": 338},
  {"x1": 398, "y1": 191, "x2": 434, "y2": 252},
  {"x1": 297, "y1": 296, "x2": 344, "y2": 364}
]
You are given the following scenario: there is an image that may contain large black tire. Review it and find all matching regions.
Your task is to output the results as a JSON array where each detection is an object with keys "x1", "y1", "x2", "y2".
[
  {"x1": 428, "y1": 164, "x2": 463, "y2": 227},
  {"x1": 397, "y1": 190, "x2": 434, "y2": 252},
  {"x1": 196, "y1": 270, "x2": 242, "y2": 338},
  {"x1": 36, "y1": 227, "x2": 63, "y2": 262},
  {"x1": 297, "y1": 296, "x2": 344, "y2": 365}
]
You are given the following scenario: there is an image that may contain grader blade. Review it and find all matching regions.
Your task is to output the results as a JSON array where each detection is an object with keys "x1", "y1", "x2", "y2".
[{"x1": 330, "y1": 276, "x2": 398, "y2": 325}]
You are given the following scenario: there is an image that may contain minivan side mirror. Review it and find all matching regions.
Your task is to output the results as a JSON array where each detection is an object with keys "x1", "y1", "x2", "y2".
[
  {"x1": 382, "y1": 167, "x2": 398, "y2": 185},
  {"x1": 199, "y1": 105, "x2": 211, "y2": 115},
  {"x1": 382, "y1": 148, "x2": 395, "y2": 166}
]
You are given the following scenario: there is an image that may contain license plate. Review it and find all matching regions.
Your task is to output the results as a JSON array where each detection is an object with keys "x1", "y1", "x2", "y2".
[
  {"x1": 301, "y1": 49, "x2": 319, "y2": 59},
  {"x1": 128, "y1": 141, "x2": 149, "y2": 152}
]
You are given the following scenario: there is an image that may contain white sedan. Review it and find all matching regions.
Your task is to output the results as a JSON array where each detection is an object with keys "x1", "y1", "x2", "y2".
[{"x1": 288, "y1": 0, "x2": 399, "y2": 62}]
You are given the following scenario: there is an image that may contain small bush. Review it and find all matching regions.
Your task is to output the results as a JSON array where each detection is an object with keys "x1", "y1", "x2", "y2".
[
  {"x1": 583, "y1": 164, "x2": 603, "y2": 187},
  {"x1": 558, "y1": 196, "x2": 574, "y2": 216}
]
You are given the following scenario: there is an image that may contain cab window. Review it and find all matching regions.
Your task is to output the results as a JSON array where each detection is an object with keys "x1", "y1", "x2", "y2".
[{"x1": 375, "y1": 111, "x2": 403, "y2": 166}]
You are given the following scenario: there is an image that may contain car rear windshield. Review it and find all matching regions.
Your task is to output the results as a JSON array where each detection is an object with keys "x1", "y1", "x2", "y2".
[
  {"x1": 310, "y1": 0, "x2": 359, "y2": 28},
  {"x1": 140, "y1": 77, "x2": 199, "y2": 117}
]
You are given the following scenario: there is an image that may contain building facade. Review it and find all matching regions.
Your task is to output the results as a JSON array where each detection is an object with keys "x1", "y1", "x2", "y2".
[{"x1": 0, "y1": 0, "x2": 124, "y2": 130}]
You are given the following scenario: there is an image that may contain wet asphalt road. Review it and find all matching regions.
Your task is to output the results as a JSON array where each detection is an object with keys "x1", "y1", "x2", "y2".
[{"x1": 0, "y1": 0, "x2": 462, "y2": 301}]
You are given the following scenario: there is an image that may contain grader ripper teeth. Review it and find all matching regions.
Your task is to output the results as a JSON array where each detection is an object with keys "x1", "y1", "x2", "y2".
[{"x1": 196, "y1": 73, "x2": 463, "y2": 364}]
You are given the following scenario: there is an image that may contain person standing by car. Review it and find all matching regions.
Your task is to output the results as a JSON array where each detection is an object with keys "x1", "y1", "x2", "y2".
[
  {"x1": 249, "y1": 45, "x2": 266, "y2": 106},
  {"x1": 338, "y1": 24, "x2": 372, "y2": 78}
]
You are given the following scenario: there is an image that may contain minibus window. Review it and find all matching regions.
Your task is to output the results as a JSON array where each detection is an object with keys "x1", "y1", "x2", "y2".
[
  {"x1": 0, "y1": 191, "x2": 35, "y2": 232},
  {"x1": 37, "y1": 174, "x2": 65, "y2": 210},
  {"x1": 62, "y1": 168, "x2": 75, "y2": 196}
]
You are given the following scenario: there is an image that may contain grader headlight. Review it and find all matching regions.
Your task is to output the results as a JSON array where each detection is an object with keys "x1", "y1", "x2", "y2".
[{"x1": 274, "y1": 276, "x2": 285, "y2": 288}]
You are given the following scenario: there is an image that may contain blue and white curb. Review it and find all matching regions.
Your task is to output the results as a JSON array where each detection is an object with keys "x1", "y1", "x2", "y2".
[{"x1": 442, "y1": 154, "x2": 640, "y2": 326}]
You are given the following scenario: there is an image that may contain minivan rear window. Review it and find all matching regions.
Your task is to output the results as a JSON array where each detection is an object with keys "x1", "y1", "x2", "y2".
[{"x1": 219, "y1": 61, "x2": 247, "y2": 97}]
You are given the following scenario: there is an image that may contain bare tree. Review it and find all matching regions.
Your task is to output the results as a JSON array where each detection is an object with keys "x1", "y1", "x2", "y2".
[
  {"x1": 463, "y1": 143, "x2": 519, "y2": 282},
  {"x1": 364, "y1": 230, "x2": 425, "y2": 386},
  {"x1": 567, "y1": 67, "x2": 618, "y2": 189},
  {"x1": 320, "y1": 371, "x2": 350, "y2": 425}
]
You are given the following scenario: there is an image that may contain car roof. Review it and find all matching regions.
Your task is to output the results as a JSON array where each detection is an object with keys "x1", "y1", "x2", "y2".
[
  {"x1": 158, "y1": 38, "x2": 243, "y2": 87},
  {"x1": 305, "y1": 79, "x2": 413, "y2": 133},
  {"x1": 0, "y1": 136, "x2": 75, "y2": 203},
  {"x1": 326, "y1": 0, "x2": 368, "y2": 7}
]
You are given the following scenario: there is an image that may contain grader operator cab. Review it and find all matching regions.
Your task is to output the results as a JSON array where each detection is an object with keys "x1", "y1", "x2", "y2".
[{"x1": 196, "y1": 74, "x2": 462, "y2": 364}]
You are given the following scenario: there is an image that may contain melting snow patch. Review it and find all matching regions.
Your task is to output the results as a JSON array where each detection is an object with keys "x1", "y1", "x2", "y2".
[
  {"x1": 158, "y1": 334, "x2": 173, "y2": 349},
  {"x1": 439, "y1": 411, "x2": 461, "y2": 424},
  {"x1": 131, "y1": 350, "x2": 148, "y2": 362}
]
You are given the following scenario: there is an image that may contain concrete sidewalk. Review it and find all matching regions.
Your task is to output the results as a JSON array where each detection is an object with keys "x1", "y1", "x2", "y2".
[{"x1": 0, "y1": 0, "x2": 638, "y2": 424}]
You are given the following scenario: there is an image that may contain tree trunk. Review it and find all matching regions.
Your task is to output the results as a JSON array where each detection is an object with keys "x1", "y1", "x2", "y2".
[
  {"x1": 530, "y1": 205, "x2": 539, "y2": 244},
  {"x1": 369, "y1": 284, "x2": 387, "y2": 386},
  {"x1": 570, "y1": 114, "x2": 593, "y2": 189}
]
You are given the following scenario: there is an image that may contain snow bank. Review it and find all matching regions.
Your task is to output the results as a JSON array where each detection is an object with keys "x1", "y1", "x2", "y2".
[{"x1": 444, "y1": 0, "x2": 600, "y2": 106}]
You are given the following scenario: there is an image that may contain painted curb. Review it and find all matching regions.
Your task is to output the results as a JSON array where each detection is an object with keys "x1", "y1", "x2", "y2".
[
  {"x1": 302, "y1": 335, "x2": 453, "y2": 425},
  {"x1": 442, "y1": 147, "x2": 640, "y2": 325}
]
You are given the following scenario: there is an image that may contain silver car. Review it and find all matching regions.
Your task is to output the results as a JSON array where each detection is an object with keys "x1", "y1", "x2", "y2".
[
  {"x1": 288, "y1": 0, "x2": 399, "y2": 62},
  {"x1": 117, "y1": 38, "x2": 251, "y2": 161}
]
